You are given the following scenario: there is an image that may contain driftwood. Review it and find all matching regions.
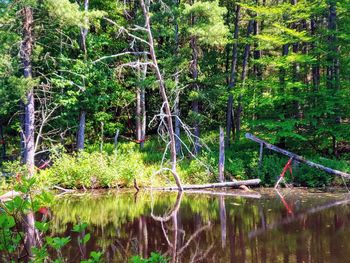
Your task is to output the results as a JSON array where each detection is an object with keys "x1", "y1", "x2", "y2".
[
  {"x1": 182, "y1": 189, "x2": 261, "y2": 199},
  {"x1": 246, "y1": 133, "x2": 350, "y2": 179},
  {"x1": 151, "y1": 179, "x2": 261, "y2": 191}
]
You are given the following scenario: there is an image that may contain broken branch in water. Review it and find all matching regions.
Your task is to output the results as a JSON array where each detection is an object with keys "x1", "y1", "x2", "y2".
[{"x1": 150, "y1": 179, "x2": 261, "y2": 191}]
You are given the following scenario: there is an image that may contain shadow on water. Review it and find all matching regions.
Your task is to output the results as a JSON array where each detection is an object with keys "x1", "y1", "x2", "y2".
[{"x1": 47, "y1": 188, "x2": 350, "y2": 262}]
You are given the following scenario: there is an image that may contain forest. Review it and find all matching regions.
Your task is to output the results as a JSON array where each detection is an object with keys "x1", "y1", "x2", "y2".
[
  {"x1": 1, "y1": 0, "x2": 350, "y2": 188},
  {"x1": 0, "y1": 0, "x2": 350, "y2": 262}
]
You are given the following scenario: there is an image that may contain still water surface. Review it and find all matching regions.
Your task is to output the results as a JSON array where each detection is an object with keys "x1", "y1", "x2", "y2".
[{"x1": 51, "y1": 188, "x2": 350, "y2": 262}]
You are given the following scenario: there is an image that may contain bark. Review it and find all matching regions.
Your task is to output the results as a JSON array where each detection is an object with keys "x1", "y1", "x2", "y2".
[
  {"x1": 219, "y1": 127, "x2": 225, "y2": 182},
  {"x1": 20, "y1": 7, "x2": 35, "y2": 177},
  {"x1": 174, "y1": 0, "x2": 182, "y2": 156},
  {"x1": 190, "y1": 36, "x2": 200, "y2": 155},
  {"x1": 236, "y1": 20, "x2": 254, "y2": 141},
  {"x1": 0, "y1": 124, "x2": 6, "y2": 160},
  {"x1": 24, "y1": 212, "x2": 37, "y2": 255},
  {"x1": 245, "y1": 133, "x2": 350, "y2": 179},
  {"x1": 226, "y1": 5, "x2": 240, "y2": 146},
  {"x1": 327, "y1": 0, "x2": 337, "y2": 90},
  {"x1": 152, "y1": 179, "x2": 261, "y2": 190},
  {"x1": 77, "y1": 110, "x2": 86, "y2": 150},
  {"x1": 80, "y1": 0, "x2": 89, "y2": 56},
  {"x1": 311, "y1": 18, "x2": 320, "y2": 92},
  {"x1": 76, "y1": 0, "x2": 89, "y2": 151},
  {"x1": 136, "y1": 63, "x2": 147, "y2": 149},
  {"x1": 140, "y1": 0, "x2": 182, "y2": 190},
  {"x1": 253, "y1": 0, "x2": 262, "y2": 79}
]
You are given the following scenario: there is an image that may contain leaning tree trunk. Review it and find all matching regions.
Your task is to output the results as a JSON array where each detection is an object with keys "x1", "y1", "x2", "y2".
[
  {"x1": 20, "y1": 7, "x2": 35, "y2": 177},
  {"x1": 140, "y1": 0, "x2": 182, "y2": 190},
  {"x1": 236, "y1": 20, "x2": 254, "y2": 141},
  {"x1": 77, "y1": 0, "x2": 89, "y2": 151},
  {"x1": 226, "y1": 5, "x2": 240, "y2": 146}
]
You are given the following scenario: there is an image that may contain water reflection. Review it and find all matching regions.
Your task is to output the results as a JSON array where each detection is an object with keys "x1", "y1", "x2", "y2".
[{"x1": 49, "y1": 189, "x2": 350, "y2": 262}]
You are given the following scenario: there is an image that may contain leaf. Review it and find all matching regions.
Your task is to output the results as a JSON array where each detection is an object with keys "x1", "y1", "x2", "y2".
[{"x1": 82, "y1": 233, "x2": 90, "y2": 245}]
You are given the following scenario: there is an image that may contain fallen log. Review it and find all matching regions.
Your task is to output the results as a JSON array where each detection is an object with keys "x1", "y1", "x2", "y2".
[
  {"x1": 181, "y1": 189, "x2": 261, "y2": 199},
  {"x1": 150, "y1": 179, "x2": 261, "y2": 191},
  {"x1": 246, "y1": 133, "x2": 350, "y2": 179}
]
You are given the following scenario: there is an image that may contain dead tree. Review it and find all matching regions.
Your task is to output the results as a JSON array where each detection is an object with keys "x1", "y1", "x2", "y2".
[
  {"x1": 20, "y1": 6, "x2": 35, "y2": 177},
  {"x1": 246, "y1": 133, "x2": 350, "y2": 179},
  {"x1": 77, "y1": 0, "x2": 89, "y2": 151},
  {"x1": 136, "y1": 61, "x2": 147, "y2": 149},
  {"x1": 140, "y1": 0, "x2": 182, "y2": 190},
  {"x1": 236, "y1": 19, "x2": 254, "y2": 141}
]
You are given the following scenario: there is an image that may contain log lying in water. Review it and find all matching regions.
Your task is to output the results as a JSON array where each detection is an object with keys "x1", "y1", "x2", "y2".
[
  {"x1": 182, "y1": 189, "x2": 261, "y2": 199},
  {"x1": 151, "y1": 179, "x2": 261, "y2": 191},
  {"x1": 246, "y1": 133, "x2": 350, "y2": 179}
]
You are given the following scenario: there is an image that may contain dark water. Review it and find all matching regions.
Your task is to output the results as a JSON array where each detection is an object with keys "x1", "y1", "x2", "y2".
[{"x1": 50, "y1": 188, "x2": 350, "y2": 262}]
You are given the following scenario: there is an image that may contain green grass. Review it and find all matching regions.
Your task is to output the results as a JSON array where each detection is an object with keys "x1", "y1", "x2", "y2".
[{"x1": 1, "y1": 132, "x2": 349, "y2": 190}]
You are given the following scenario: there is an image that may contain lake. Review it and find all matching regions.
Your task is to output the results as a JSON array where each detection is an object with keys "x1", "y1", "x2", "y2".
[{"x1": 49, "y1": 188, "x2": 350, "y2": 262}]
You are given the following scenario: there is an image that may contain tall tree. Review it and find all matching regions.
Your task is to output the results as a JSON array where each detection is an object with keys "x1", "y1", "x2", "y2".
[
  {"x1": 20, "y1": 6, "x2": 35, "y2": 177},
  {"x1": 77, "y1": 0, "x2": 89, "y2": 151},
  {"x1": 226, "y1": 4, "x2": 240, "y2": 145}
]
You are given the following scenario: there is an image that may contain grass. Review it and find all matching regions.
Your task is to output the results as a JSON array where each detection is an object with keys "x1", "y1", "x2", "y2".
[{"x1": 1, "y1": 132, "x2": 349, "y2": 190}]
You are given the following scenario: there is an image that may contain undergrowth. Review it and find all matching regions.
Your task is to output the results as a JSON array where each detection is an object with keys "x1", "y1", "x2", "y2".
[{"x1": 1, "y1": 133, "x2": 349, "y2": 190}]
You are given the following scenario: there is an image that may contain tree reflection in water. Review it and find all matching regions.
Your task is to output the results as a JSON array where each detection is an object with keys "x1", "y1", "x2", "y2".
[{"x1": 48, "y1": 189, "x2": 350, "y2": 262}]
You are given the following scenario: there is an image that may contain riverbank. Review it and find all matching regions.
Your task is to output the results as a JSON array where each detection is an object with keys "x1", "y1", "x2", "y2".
[{"x1": 1, "y1": 133, "x2": 349, "y2": 191}]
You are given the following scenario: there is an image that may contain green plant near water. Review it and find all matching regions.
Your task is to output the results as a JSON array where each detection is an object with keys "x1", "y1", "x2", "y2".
[
  {"x1": 130, "y1": 252, "x2": 169, "y2": 263},
  {"x1": 0, "y1": 177, "x2": 103, "y2": 262}
]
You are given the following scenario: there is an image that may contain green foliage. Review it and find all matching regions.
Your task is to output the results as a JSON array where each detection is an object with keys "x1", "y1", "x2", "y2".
[
  {"x1": 0, "y1": 178, "x2": 103, "y2": 262},
  {"x1": 130, "y1": 252, "x2": 169, "y2": 263},
  {"x1": 182, "y1": 1, "x2": 228, "y2": 46}
]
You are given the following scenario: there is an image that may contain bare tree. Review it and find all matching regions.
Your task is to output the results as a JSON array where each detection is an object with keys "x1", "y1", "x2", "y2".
[
  {"x1": 140, "y1": 0, "x2": 182, "y2": 190},
  {"x1": 77, "y1": 0, "x2": 89, "y2": 151},
  {"x1": 136, "y1": 60, "x2": 147, "y2": 149},
  {"x1": 20, "y1": 6, "x2": 35, "y2": 177}
]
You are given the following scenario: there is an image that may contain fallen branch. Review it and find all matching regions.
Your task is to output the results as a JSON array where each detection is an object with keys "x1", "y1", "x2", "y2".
[
  {"x1": 150, "y1": 179, "x2": 261, "y2": 191},
  {"x1": 157, "y1": 189, "x2": 261, "y2": 199},
  {"x1": 246, "y1": 133, "x2": 350, "y2": 179}
]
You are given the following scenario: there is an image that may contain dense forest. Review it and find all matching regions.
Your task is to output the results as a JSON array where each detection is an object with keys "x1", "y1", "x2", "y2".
[{"x1": 0, "y1": 0, "x2": 349, "y2": 188}]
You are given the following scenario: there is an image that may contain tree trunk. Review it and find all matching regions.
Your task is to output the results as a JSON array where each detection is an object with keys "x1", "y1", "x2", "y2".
[
  {"x1": 310, "y1": 18, "x2": 320, "y2": 93},
  {"x1": 174, "y1": 28, "x2": 182, "y2": 155},
  {"x1": 77, "y1": 110, "x2": 86, "y2": 150},
  {"x1": 0, "y1": 125, "x2": 6, "y2": 160},
  {"x1": 236, "y1": 20, "x2": 254, "y2": 141},
  {"x1": 219, "y1": 127, "x2": 225, "y2": 183},
  {"x1": 20, "y1": 6, "x2": 35, "y2": 177},
  {"x1": 226, "y1": 5, "x2": 240, "y2": 146},
  {"x1": 327, "y1": 0, "x2": 336, "y2": 90},
  {"x1": 246, "y1": 133, "x2": 350, "y2": 179},
  {"x1": 190, "y1": 35, "x2": 201, "y2": 155},
  {"x1": 173, "y1": 0, "x2": 182, "y2": 156},
  {"x1": 76, "y1": 0, "x2": 89, "y2": 151},
  {"x1": 136, "y1": 63, "x2": 147, "y2": 149},
  {"x1": 140, "y1": 0, "x2": 182, "y2": 190}
]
